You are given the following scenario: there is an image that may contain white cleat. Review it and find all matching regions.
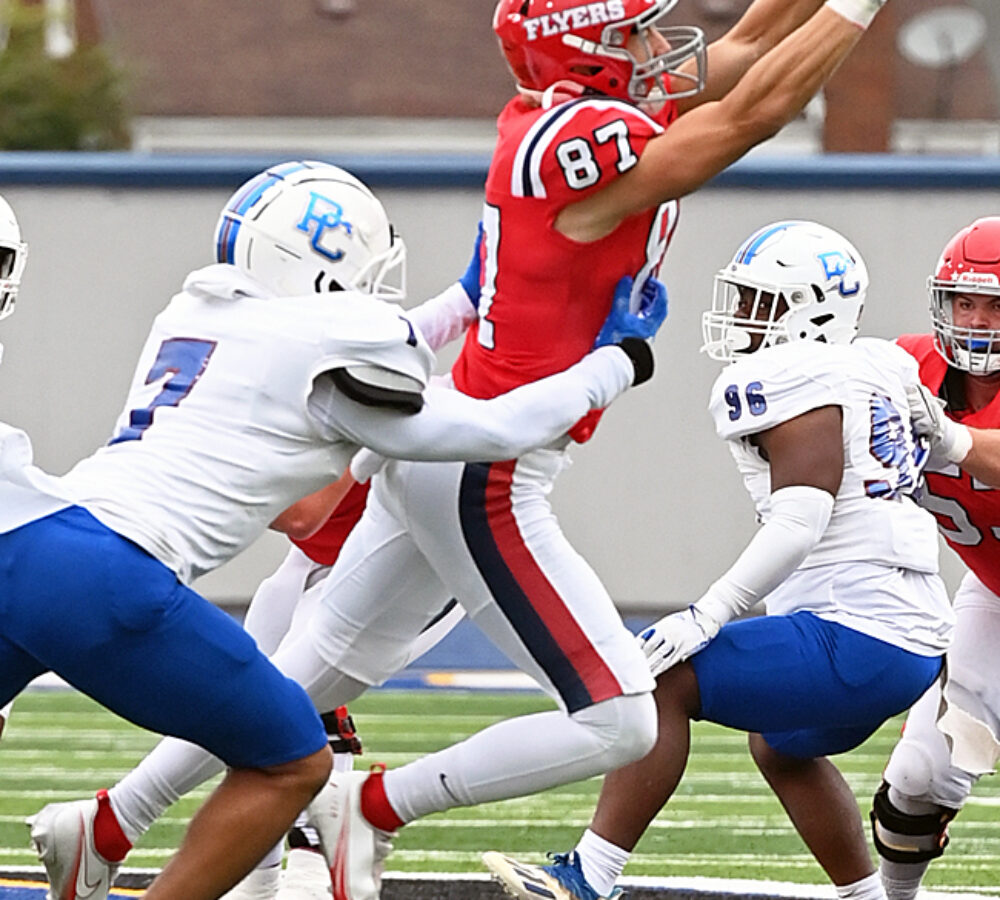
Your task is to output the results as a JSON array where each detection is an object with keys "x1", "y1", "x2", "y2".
[
  {"x1": 28, "y1": 797, "x2": 119, "y2": 900},
  {"x1": 482, "y1": 850, "x2": 623, "y2": 900},
  {"x1": 276, "y1": 848, "x2": 332, "y2": 899},
  {"x1": 220, "y1": 863, "x2": 281, "y2": 900},
  {"x1": 307, "y1": 766, "x2": 395, "y2": 900}
]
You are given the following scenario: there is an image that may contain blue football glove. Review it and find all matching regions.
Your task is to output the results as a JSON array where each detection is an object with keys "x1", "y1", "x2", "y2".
[
  {"x1": 593, "y1": 274, "x2": 668, "y2": 348},
  {"x1": 459, "y1": 221, "x2": 484, "y2": 309}
]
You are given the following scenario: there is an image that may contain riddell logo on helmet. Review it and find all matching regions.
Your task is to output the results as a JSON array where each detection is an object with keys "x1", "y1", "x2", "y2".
[
  {"x1": 521, "y1": 0, "x2": 627, "y2": 40},
  {"x1": 953, "y1": 271, "x2": 1000, "y2": 287}
]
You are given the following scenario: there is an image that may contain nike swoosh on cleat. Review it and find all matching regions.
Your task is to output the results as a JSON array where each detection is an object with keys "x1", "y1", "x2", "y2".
[{"x1": 74, "y1": 811, "x2": 106, "y2": 899}]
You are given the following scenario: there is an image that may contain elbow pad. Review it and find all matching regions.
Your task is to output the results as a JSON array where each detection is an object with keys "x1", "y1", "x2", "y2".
[
  {"x1": 697, "y1": 484, "x2": 834, "y2": 625},
  {"x1": 330, "y1": 366, "x2": 425, "y2": 414}
]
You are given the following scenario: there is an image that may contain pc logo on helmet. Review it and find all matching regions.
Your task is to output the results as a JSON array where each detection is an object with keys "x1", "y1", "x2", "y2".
[{"x1": 214, "y1": 160, "x2": 405, "y2": 300}]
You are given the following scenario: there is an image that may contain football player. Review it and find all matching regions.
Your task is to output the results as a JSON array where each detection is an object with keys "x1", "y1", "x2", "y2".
[
  {"x1": 9, "y1": 160, "x2": 664, "y2": 900},
  {"x1": 869, "y1": 217, "x2": 1000, "y2": 900},
  {"x1": 35, "y1": 0, "x2": 893, "y2": 890},
  {"x1": 235, "y1": 1, "x2": 894, "y2": 896},
  {"x1": 484, "y1": 221, "x2": 955, "y2": 900},
  {"x1": 0, "y1": 192, "x2": 28, "y2": 740}
]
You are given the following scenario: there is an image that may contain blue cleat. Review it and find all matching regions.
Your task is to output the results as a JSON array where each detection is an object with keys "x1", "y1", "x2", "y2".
[{"x1": 483, "y1": 850, "x2": 623, "y2": 900}]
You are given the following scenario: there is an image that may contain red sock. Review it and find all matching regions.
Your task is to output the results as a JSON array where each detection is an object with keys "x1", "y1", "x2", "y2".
[
  {"x1": 93, "y1": 790, "x2": 132, "y2": 862},
  {"x1": 359, "y1": 765, "x2": 404, "y2": 833}
]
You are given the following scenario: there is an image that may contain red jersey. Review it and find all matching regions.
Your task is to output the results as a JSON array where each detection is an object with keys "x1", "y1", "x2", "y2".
[
  {"x1": 898, "y1": 333, "x2": 1000, "y2": 596},
  {"x1": 290, "y1": 479, "x2": 370, "y2": 566},
  {"x1": 451, "y1": 93, "x2": 678, "y2": 442}
]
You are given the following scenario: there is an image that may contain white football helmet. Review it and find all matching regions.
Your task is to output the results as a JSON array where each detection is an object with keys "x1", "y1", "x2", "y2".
[
  {"x1": 214, "y1": 160, "x2": 405, "y2": 300},
  {"x1": 0, "y1": 194, "x2": 28, "y2": 322},
  {"x1": 702, "y1": 220, "x2": 868, "y2": 362}
]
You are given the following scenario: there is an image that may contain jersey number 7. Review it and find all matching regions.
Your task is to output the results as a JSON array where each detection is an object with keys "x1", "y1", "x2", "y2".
[{"x1": 110, "y1": 338, "x2": 217, "y2": 445}]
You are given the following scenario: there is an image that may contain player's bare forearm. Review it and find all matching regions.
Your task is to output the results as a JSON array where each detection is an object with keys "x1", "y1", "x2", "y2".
[
  {"x1": 269, "y1": 470, "x2": 357, "y2": 540},
  {"x1": 960, "y1": 428, "x2": 1000, "y2": 490},
  {"x1": 562, "y1": 7, "x2": 864, "y2": 239},
  {"x1": 678, "y1": 0, "x2": 826, "y2": 110}
]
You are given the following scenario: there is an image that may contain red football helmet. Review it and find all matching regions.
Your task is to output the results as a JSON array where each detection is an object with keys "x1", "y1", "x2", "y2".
[
  {"x1": 493, "y1": 0, "x2": 705, "y2": 104},
  {"x1": 929, "y1": 216, "x2": 1000, "y2": 374}
]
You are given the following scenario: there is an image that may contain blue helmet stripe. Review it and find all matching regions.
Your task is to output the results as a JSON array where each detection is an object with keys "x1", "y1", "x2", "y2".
[
  {"x1": 218, "y1": 161, "x2": 314, "y2": 263},
  {"x1": 736, "y1": 221, "x2": 795, "y2": 264},
  {"x1": 215, "y1": 214, "x2": 240, "y2": 264}
]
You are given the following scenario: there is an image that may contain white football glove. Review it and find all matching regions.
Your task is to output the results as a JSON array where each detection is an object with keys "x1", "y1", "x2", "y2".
[
  {"x1": 637, "y1": 605, "x2": 722, "y2": 678},
  {"x1": 906, "y1": 382, "x2": 972, "y2": 464}
]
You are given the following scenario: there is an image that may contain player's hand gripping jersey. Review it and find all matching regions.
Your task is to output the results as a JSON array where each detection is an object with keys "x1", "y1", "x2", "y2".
[
  {"x1": 898, "y1": 333, "x2": 1000, "y2": 597},
  {"x1": 710, "y1": 338, "x2": 951, "y2": 653},
  {"x1": 452, "y1": 94, "x2": 678, "y2": 442}
]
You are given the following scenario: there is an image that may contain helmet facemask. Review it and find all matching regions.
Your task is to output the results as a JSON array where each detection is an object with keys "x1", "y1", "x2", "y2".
[
  {"x1": 572, "y1": 5, "x2": 706, "y2": 103},
  {"x1": 0, "y1": 218, "x2": 27, "y2": 322},
  {"x1": 929, "y1": 282, "x2": 1000, "y2": 375},
  {"x1": 928, "y1": 217, "x2": 1000, "y2": 376}
]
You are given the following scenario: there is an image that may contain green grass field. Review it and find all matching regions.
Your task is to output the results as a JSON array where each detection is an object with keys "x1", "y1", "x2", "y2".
[{"x1": 1, "y1": 688, "x2": 998, "y2": 892}]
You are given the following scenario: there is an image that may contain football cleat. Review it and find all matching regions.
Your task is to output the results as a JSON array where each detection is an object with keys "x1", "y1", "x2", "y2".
[
  {"x1": 482, "y1": 850, "x2": 623, "y2": 900},
  {"x1": 28, "y1": 796, "x2": 120, "y2": 900},
  {"x1": 307, "y1": 766, "x2": 395, "y2": 900},
  {"x1": 276, "y1": 848, "x2": 332, "y2": 899},
  {"x1": 220, "y1": 863, "x2": 281, "y2": 900}
]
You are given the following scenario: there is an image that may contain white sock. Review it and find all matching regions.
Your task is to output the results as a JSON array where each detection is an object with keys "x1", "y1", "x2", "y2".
[
  {"x1": 836, "y1": 872, "x2": 886, "y2": 900},
  {"x1": 879, "y1": 858, "x2": 929, "y2": 900},
  {"x1": 108, "y1": 736, "x2": 224, "y2": 842},
  {"x1": 333, "y1": 750, "x2": 355, "y2": 774},
  {"x1": 576, "y1": 829, "x2": 630, "y2": 898}
]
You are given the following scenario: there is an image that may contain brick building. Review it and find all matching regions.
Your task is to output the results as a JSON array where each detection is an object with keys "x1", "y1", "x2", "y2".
[{"x1": 32, "y1": 0, "x2": 1000, "y2": 152}]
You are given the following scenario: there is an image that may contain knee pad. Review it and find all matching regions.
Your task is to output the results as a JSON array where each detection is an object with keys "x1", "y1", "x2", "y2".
[
  {"x1": 870, "y1": 781, "x2": 957, "y2": 865},
  {"x1": 883, "y1": 739, "x2": 938, "y2": 802},
  {"x1": 573, "y1": 692, "x2": 657, "y2": 767}
]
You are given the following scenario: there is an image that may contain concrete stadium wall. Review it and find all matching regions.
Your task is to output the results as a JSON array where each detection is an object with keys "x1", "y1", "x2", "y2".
[{"x1": 1, "y1": 154, "x2": 998, "y2": 609}]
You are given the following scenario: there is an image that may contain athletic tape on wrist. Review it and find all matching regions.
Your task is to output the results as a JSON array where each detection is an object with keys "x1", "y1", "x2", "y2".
[{"x1": 824, "y1": 0, "x2": 881, "y2": 29}]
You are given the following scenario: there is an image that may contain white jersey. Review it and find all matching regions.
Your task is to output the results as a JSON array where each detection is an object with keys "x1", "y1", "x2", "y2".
[
  {"x1": 57, "y1": 265, "x2": 434, "y2": 583},
  {"x1": 709, "y1": 338, "x2": 951, "y2": 650},
  {"x1": 0, "y1": 265, "x2": 634, "y2": 584}
]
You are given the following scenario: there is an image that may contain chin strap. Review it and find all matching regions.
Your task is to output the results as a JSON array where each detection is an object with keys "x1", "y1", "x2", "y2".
[{"x1": 517, "y1": 80, "x2": 588, "y2": 109}]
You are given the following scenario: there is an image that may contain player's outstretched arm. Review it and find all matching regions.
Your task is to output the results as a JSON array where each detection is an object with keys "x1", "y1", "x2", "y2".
[
  {"x1": 312, "y1": 277, "x2": 666, "y2": 464},
  {"x1": 560, "y1": 4, "x2": 880, "y2": 241},
  {"x1": 676, "y1": 0, "x2": 827, "y2": 111},
  {"x1": 640, "y1": 406, "x2": 841, "y2": 676},
  {"x1": 316, "y1": 341, "x2": 637, "y2": 464}
]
